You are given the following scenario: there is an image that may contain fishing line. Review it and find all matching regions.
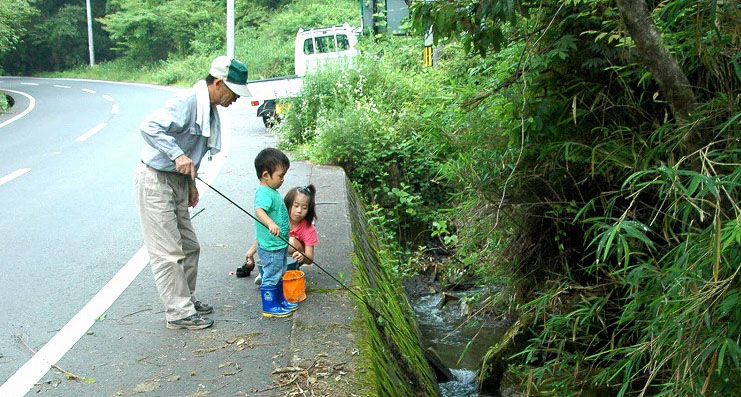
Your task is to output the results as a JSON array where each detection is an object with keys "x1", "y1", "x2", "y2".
[
  {"x1": 190, "y1": 207, "x2": 206, "y2": 219},
  {"x1": 195, "y1": 176, "x2": 421, "y2": 361},
  {"x1": 195, "y1": 176, "x2": 370, "y2": 307}
]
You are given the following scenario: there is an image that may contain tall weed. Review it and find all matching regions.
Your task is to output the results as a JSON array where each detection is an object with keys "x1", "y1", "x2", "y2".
[{"x1": 278, "y1": 36, "x2": 449, "y2": 247}]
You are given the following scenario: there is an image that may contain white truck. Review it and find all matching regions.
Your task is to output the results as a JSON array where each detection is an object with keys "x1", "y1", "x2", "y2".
[{"x1": 247, "y1": 23, "x2": 360, "y2": 127}]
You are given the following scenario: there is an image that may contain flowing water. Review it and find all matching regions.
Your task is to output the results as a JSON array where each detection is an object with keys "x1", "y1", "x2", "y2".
[
  {"x1": 438, "y1": 369, "x2": 480, "y2": 396},
  {"x1": 411, "y1": 291, "x2": 509, "y2": 396}
]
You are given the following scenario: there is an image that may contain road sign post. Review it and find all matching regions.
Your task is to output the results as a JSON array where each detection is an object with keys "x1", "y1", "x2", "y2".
[{"x1": 424, "y1": 27, "x2": 433, "y2": 67}]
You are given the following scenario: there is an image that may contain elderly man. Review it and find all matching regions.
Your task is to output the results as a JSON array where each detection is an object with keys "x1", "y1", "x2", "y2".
[{"x1": 135, "y1": 56, "x2": 251, "y2": 329}]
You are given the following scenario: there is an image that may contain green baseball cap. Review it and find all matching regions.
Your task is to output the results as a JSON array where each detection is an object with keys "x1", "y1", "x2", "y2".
[{"x1": 209, "y1": 56, "x2": 251, "y2": 97}]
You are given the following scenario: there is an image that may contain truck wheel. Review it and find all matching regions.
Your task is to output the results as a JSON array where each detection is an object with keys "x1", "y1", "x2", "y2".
[{"x1": 262, "y1": 113, "x2": 276, "y2": 128}]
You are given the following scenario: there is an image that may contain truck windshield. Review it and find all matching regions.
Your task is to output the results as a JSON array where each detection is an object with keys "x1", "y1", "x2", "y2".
[
  {"x1": 303, "y1": 38, "x2": 314, "y2": 55},
  {"x1": 337, "y1": 34, "x2": 349, "y2": 51},
  {"x1": 315, "y1": 35, "x2": 336, "y2": 53}
]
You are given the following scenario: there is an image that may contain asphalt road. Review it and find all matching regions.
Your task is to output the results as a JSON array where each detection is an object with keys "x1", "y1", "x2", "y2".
[
  {"x1": 0, "y1": 77, "x2": 179, "y2": 383},
  {"x1": 0, "y1": 77, "x2": 314, "y2": 396}
]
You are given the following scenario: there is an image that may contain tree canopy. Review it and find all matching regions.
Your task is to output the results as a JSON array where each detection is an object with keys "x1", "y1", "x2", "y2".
[
  {"x1": 0, "y1": 0, "x2": 37, "y2": 59},
  {"x1": 0, "y1": 0, "x2": 114, "y2": 74}
]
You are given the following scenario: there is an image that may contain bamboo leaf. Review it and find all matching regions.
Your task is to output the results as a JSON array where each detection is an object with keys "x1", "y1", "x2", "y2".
[
  {"x1": 718, "y1": 341, "x2": 726, "y2": 372},
  {"x1": 718, "y1": 111, "x2": 741, "y2": 134}
]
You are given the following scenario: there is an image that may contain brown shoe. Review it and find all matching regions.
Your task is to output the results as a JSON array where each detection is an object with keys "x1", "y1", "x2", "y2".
[
  {"x1": 166, "y1": 314, "x2": 213, "y2": 330},
  {"x1": 193, "y1": 300, "x2": 213, "y2": 314}
]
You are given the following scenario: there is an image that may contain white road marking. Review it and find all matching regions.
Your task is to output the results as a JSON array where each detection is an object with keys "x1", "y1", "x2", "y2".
[
  {"x1": 0, "y1": 107, "x2": 234, "y2": 397},
  {"x1": 0, "y1": 168, "x2": 31, "y2": 186},
  {"x1": 102, "y1": 94, "x2": 114, "y2": 102},
  {"x1": 111, "y1": 104, "x2": 120, "y2": 114},
  {"x1": 51, "y1": 77, "x2": 180, "y2": 92},
  {"x1": 0, "y1": 247, "x2": 149, "y2": 397},
  {"x1": 74, "y1": 122, "x2": 107, "y2": 142},
  {"x1": 20, "y1": 82, "x2": 38, "y2": 86},
  {"x1": 81, "y1": 88, "x2": 96, "y2": 94},
  {"x1": 0, "y1": 89, "x2": 36, "y2": 129},
  {"x1": 1, "y1": 77, "x2": 176, "y2": 130},
  {"x1": 1, "y1": 76, "x2": 180, "y2": 93}
]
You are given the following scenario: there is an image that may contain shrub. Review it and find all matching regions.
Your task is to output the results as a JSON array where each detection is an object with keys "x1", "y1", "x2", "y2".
[
  {"x1": 0, "y1": 94, "x2": 8, "y2": 114},
  {"x1": 278, "y1": 36, "x2": 450, "y2": 246}
]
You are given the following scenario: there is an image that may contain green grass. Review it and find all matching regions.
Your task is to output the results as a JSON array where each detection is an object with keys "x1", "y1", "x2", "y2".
[
  {"x1": 0, "y1": 94, "x2": 8, "y2": 114},
  {"x1": 38, "y1": 55, "x2": 210, "y2": 87}
]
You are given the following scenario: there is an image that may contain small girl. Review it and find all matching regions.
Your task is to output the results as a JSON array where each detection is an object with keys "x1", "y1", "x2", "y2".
[
  {"x1": 242, "y1": 185, "x2": 319, "y2": 283},
  {"x1": 284, "y1": 185, "x2": 319, "y2": 271}
]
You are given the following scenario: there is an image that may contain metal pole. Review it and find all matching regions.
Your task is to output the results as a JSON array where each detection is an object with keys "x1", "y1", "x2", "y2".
[
  {"x1": 424, "y1": 26, "x2": 433, "y2": 67},
  {"x1": 86, "y1": 0, "x2": 95, "y2": 66},
  {"x1": 226, "y1": 0, "x2": 234, "y2": 58}
]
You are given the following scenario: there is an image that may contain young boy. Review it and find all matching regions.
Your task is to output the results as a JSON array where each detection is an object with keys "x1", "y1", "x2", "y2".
[{"x1": 252, "y1": 148, "x2": 298, "y2": 318}]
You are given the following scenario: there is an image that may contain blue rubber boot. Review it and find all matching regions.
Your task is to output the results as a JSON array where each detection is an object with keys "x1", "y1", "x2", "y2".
[
  {"x1": 277, "y1": 280, "x2": 299, "y2": 311},
  {"x1": 261, "y1": 285, "x2": 292, "y2": 318}
]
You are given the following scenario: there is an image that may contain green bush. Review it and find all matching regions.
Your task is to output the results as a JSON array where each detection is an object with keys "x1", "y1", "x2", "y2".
[
  {"x1": 100, "y1": 0, "x2": 223, "y2": 62},
  {"x1": 278, "y1": 36, "x2": 449, "y2": 246},
  {"x1": 150, "y1": 55, "x2": 215, "y2": 86},
  {"x1": 0, "y1": 94, "x2": 8, "y2": 114}
]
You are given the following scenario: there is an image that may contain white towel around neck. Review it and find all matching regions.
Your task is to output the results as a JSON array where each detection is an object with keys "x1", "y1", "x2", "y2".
[{"x1": 194, "y1": 80, "x2": 221, "y2": 154}]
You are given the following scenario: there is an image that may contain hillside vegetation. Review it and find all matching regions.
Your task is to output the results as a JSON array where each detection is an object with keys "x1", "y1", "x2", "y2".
[
  {"x1": 277, "y1": 0, "x2": 741, "y2": 395},
  {"x1": 1, "y1": 0, "x2": 358, "y2": 85}
]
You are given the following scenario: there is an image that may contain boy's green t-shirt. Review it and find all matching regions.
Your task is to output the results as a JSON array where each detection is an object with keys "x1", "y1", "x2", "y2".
[{"x1": 254, "y1": 186, "x2": 289, "y2": 250}]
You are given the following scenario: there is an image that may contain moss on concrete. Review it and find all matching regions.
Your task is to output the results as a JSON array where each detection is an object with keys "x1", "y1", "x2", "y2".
[{"x1": 347, "y1": 184, "x2": 440, "y2": 397}]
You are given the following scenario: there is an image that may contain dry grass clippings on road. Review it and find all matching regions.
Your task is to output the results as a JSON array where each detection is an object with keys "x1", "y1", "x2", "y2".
[
  {"x1": 258, "y1": 353, "x2": 358, "y2": 396},
  {"x1": 191, "y1": 332, "x2": 261, "y2": 357}
]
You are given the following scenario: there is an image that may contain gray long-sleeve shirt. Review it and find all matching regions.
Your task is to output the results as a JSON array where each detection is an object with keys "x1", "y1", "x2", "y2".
[{"x1": 139, "y1": 86, "x2": 220, "y2": 172}]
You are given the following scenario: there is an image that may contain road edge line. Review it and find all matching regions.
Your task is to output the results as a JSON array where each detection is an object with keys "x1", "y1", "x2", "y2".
[
  {"x1": 0, "y1": 89, "x2": 36, "y2": 129},
  {"x1": 0, "y1": 103, "x2": 235, "y2": 397}
]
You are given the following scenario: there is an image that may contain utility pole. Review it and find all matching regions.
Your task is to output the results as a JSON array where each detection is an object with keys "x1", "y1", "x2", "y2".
[
  {"x1": 226, "y1": 0, "x2": 234, "y2": 58},
  {"x1": 86, "y1": 0, "x2": 95, "y2": 66}
]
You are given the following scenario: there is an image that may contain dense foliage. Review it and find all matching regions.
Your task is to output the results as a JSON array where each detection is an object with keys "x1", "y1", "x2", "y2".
[
  {"x1": 100, "y1": 0, "x2": 223, "y2": 62},
  {"x1": 0, "y1": 0, "x2": 37, "y2": 60},
  {"x1": 279, "y1": 0, "x2": 740, "y2": 395},
  {"x1": 0, "y1": 0, "x2": 358, "y2": 83},
  {"x1": 279, "y1": 38, "x2": 449, "y2": 246},
  {"x1": 0, "y1": 0, "x2": 114, "y2": 74}
]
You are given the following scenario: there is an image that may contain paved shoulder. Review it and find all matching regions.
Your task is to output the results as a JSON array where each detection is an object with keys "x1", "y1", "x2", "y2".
[{"x1": 279, "y1": 165, "x2": 366, "y2": 396}]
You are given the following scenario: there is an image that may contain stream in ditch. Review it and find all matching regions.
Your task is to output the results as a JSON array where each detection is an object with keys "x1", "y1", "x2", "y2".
[{"x1": 406, "y1": 275, "x2": 511, "y2": 397}]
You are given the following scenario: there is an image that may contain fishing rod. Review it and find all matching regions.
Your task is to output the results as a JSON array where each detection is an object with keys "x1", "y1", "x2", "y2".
[
  {"x1": 190, "y1": 207, "x2": 206, "y2": 219},
  {"x1": 195, "y1": 176, "x2": 372, "y2": 308},
  {"x1": 196, "y1": 176, "x2": 421, "y2": 366}
]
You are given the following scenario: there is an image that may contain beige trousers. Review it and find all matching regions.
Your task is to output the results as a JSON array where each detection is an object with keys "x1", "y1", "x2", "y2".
[{"x1": 135, "y1": 163, "x2": 200, "y2": 322}]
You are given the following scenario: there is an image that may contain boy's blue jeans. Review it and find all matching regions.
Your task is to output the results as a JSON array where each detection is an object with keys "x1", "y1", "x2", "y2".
[
  {"x1": 257, "y1": 245, "x2": 287, "y2": 287},
  {"x1": 259, "y1": 259, "x2": 297, "y2": 279}
]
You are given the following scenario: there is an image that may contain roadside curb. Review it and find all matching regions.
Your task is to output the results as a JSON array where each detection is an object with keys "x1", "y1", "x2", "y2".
[{"x1": 281, "y1": 165, "x2": 366, "y2": 394}]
